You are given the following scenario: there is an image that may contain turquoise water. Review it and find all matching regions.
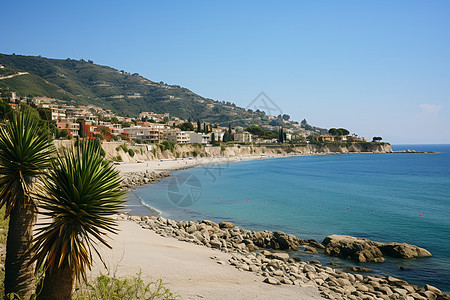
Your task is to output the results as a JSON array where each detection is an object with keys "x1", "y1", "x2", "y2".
[{"x1": 131, "y1": 144, "x2": 450, "y2": 292}]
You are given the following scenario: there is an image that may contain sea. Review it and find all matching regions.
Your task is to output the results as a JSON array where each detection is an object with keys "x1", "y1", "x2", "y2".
[{"x1": 128, "y1": 144, "x2": 450, "y2": 292}]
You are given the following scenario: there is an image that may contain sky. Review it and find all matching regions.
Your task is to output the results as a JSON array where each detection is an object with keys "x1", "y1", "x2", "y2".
[{"x1": 2, "y1": 0, "x2": 449, "y2": 144}]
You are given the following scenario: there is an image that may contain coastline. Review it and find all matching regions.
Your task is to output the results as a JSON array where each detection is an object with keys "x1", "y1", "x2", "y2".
[{"x1": 106, "y1": 152, "x2": 449, "y2": 299}]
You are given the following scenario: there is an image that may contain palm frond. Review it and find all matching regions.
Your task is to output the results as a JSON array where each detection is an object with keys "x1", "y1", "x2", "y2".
[
  {"x1": 31, "y1": 140, "x2": 125, "y2": 282},
  {"x1": 0, "y1": 111, "x2": 54, "y2": 216}
]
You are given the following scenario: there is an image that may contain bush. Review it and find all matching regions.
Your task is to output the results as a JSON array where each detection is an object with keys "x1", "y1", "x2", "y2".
[
  {"x1": 112, "y1": 155, "x2": 122, "y2": 162},
  {"x1": 159, "y1": 141, "x2": 175, "y2": 153},
  {"x1": 120, "y1": 144, "x2": 129, "y2": 153},
  {"x1": 74, "y1": 271, "x2": 178, "y2": 299},
  {"x1": 128, "y1": 149, "x2": 135, "y2": 157}
]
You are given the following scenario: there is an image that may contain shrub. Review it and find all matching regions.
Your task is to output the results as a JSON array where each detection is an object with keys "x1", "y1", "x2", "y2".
[
  {"x1": 128, "y1": 149, "x2": 135, "y2": 157},
  {"x1": 120, "y1": 144, "x2": 129, "y2": 153},
  {"x1": 74, "y1": 271, "x2": 178, "y2": 300}
]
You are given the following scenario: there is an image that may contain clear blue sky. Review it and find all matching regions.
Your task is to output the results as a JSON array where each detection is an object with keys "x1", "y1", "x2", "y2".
[{"x1": 2, "y1": 0, "x2": 449, "y2": 144}]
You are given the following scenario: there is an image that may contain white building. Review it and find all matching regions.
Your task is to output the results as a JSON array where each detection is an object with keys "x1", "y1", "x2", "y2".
[
  {"x1": 163, "y1": 129, "x2": 190, "y2": 143},
  {"x1": 123, "y1": 126, "x2": 159, "y2": 142},
  {"x1": 234, "y1": 132, "x2": 252, "y2": 143}
]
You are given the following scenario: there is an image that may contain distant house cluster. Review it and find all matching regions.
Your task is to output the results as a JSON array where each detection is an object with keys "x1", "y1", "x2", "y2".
[{"x1": 2, "y1": 96, "x2": 368, "y2": 145}]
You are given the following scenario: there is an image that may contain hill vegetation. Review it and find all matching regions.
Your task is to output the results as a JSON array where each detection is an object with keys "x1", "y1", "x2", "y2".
[{"x1": 0, "y1": 53, "x2": 325, "y2": 132}]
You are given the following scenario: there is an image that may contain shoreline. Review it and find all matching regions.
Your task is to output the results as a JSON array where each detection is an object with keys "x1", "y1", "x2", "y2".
[
  {"x1": 91, "y1": 213, "x2": 447, "y2": 299},
  {"x1": 111, "y1": 152, "x2": 448, "y2": 298}
]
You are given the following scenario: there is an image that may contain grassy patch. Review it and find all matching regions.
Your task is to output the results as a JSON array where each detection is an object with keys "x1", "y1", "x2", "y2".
[{"x1": 74, "y1": 271, "x2": 178, "y2": 300}]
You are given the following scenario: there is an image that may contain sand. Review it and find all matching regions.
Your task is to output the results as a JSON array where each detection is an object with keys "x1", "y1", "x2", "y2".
[
  {"x1": 90, "y1": 220, "x2": 323, "y2": 299},
  {"x1": 113, "y1": 154, "x2": 296, "y2": 175}
]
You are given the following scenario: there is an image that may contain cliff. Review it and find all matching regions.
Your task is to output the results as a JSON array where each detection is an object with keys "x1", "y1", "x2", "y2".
[{"x1": 53, "y1": 141, "x2": 392, "y2": 163}]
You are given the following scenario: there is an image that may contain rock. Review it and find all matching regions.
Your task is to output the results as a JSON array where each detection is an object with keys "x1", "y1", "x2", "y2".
[
  {"x1": 263, "y1": 277, "x2": 281, "y2": 285},
  {"x1": 305, "y1": 246, "x2": 318, "y2": 254},
  {"x1": 424, "y1": 284, "x2": 442, "y2": 294},
  {"x1": 265, "y1": 252, "x2": 290, "y2": 262},
  {"x1": 272, "y1": 270, "x2": 284, "y2": 276},
  {"x1": 186, "y1": 225, "x2": 197, "y2": 234},
  {"x1": 202, "y1": 220, "x2": 219, "y2": 228},
  {"x1": 219, "y1": 222, "x2": 235, "y2": 229},
  {"x1": 322, "y1": 235, "x2": 432, "y2": 263},
  {"x1": 322, "y1": 235, "x2": 384, "y2": 263},
  {"x1": 210, "y1": 240, "x2": 222, "y2": 249},
  {"x1": 377, "y1": 242, "x2": 432, "y2": 258},
  {"x1": 346, "y1": 266, "x2": 372, "y2": 272},
  {"x1": 254, "y1": 231, "x2": 301, "y2": 251}
]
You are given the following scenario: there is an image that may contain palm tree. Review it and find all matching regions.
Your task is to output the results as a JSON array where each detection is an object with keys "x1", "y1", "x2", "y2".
[
  {"x1": 0, "y1": 111, "x2": 54, "y2": 298},
  {"x1": 31, "y1": 141, "x2": 124, "y2": 300}
]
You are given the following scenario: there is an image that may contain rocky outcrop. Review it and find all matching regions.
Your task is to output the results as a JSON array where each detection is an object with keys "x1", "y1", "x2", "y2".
[
  {"x1": 322, "y1": 235, "x2": 431, "y2": 263},
  {"x1": 376, "y1": 242, "x2": 432, "y2": 259},
  {"x1": 323, "y1": 235, "x2": 385, "y2": 263},
  {"x1": 120, "y1": 171, "x2": 170, "y2": 190},
  {"x1": 118, "y1": 214, "x2": 447, "y2": 300}
]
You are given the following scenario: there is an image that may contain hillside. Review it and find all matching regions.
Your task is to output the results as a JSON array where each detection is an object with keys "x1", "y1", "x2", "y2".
[{"x1": 0, "y1": 54, "x2": 325, "y2": 132}]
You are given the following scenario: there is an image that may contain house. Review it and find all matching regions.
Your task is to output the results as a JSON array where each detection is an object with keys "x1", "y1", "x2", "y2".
[
  {"x1": 188, "y1": 132, "x2": 210, "y2": 144},
  {"x1": 162, "y1": 129, "x2": 190, "y2": 143},
  {"x1": 234, "y1": 132, "x2": 252, "y2": 143},
  {"x1": 57, "y1": 121, "x2": 80, "y2": 137},
  {"x1": 123, "y1": 126, "x2": 160, "y2": 142}
]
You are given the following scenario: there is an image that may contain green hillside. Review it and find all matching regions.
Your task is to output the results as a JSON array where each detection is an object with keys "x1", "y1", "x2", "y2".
[{"x1": 0, "y1": 53, "x2": 324, "y2": 131}]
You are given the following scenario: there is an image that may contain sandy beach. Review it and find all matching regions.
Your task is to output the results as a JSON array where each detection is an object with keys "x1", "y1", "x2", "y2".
[
  {"x1": 113, "y1": 153, "x2": 298, "y2": 175},
  {"x1": 95, "y1": 155, "x2": 323, "y2": 299},
  {"x1": 90, "y1": 220, "x2": 322, "y2": 299},
  {"x1": 89, "y1": 155, "x2": 323, "y2": 299}
]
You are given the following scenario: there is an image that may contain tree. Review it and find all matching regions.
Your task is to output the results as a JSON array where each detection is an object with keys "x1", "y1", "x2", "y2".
[
  {"x1": 210, "y1": 133, "x2": 216, "y2": 145},
  {"x1": 372, "y1": 136, "x2": 382, "y2": 142},
  {"x1": 337, "y1": 128, "x2": 350, "y2": 136},
  {"x1": 282, "y1": 114, "x2": 290, "y2": 121},
  {"x1": 246, "y1": 126, "x2": 265, "y2": 137},
  {"x1": 31, "y1": 141, "x2": 124, "y2": 300},
  {"x1": 0, "y1": 99, "x2": 13, "y2": 121},
  {"x1": 197, "y1": 120, "x2": 201, "y2": 133},
  {"x1": 328, "y1": 128, "x2": 338, "y2": 136},
  {"x1": 278, "y1": 128, "x2": 285, "y2": 143},
  {"x1": 177, "y1": 122, "x2": 194, "y2": 131},
  {"x1": 228, "y1": 124, "x2": 232, "y2": 134},
  {"x1": 0, "y1": 110, "x2": 54, "y2": 298},
  {"x1": 57, "y1": 129, "x2": 68, "y2": 139}
]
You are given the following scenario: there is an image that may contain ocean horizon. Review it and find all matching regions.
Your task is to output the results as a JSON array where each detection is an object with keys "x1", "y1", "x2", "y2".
[{"x1": 129, "y1": 144, "x2": 450, "y2": 292}]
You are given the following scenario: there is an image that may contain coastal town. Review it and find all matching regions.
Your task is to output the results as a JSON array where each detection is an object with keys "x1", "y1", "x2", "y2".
[{"x1": 1, "y1": 92, "x2": 369, "y2": 145}]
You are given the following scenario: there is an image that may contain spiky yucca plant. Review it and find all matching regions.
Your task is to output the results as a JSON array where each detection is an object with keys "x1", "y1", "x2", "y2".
[
  {"x1": 31, "y1": 141, "x2": 124, "y2": 300},
  {"x1": 0, "y1": 111, "x2": 54, "y2": 299}
]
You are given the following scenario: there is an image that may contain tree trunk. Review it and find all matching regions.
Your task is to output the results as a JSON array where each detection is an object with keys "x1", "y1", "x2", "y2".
[
  {"x1": 4, "y1": 200, "x2": 36, "y2": 299},
  {"x1": 37, "y1": 267, "x2": 73, "y2": 300}
]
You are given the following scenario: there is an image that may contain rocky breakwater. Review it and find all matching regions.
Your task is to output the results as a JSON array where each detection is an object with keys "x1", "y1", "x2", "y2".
[
  {"x1": 120, "y1": 171, "x2": 170, "y2": 190},
  {"x1": 323, "y1": 235, "x2": 432, "y2": 263},
  {"x1": 117, "y1": 214, "x2": 448, "y2": 300}
]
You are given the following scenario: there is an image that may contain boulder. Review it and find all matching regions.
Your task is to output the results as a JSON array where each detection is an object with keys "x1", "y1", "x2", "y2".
[
  {"x1": 322, "y1": 235, "x2": 384, "y2": 263},
  {"x1": 263, "y1": 277, "x2": 281, "y2": 285},
  {"x1": 219, "y1": 221, "x2": 235, "y2": 229},
  {"x1": 322, "y1": 235, "x2": 432, "y2": 263},
  {"x1": 305, "y1": 246, "x2": 318, "y2": 254},
  {"x1": 346, "y1": 266, "x2": 372, "y2": 272},
  {"x1": 377, "y1": 242, "x2": 432, "y2": 258}
]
